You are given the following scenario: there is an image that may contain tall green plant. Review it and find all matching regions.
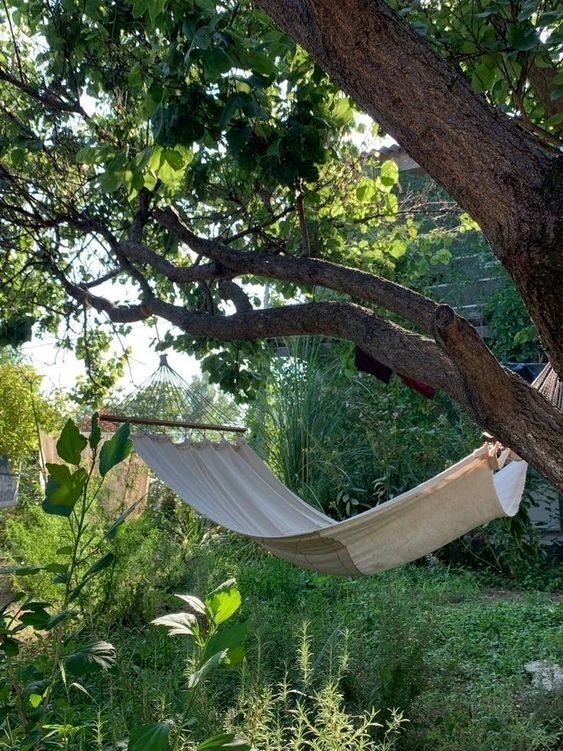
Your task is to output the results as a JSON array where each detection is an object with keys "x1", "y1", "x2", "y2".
[
  {"x1": 0, "y1": 415, "x2": 133, "y2": 749},
  {"x1": 249, "y1": 338, "x2": 479, "y2": 517},
  {"x1": 132, "y1": 579, "x2": 250, "y2": 751}
]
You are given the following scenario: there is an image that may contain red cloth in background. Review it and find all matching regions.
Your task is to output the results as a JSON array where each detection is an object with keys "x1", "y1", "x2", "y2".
[{"x1": 354, "y1": 347, "x2": 436, "y2": 399}]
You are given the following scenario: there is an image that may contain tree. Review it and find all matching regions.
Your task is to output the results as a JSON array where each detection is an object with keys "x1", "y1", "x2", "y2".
[
  {"x1": 0, "y1": 0, "x2": 562, "y2": 487},
  {"x1": 0, "y1": 354, "x2": 61, "y2": 463}
]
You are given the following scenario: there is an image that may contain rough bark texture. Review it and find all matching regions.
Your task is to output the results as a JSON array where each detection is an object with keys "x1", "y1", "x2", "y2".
[
  {"x1": 434, "y1": 305, "x2": 563, "y2": 490},
  {"x1": 255, "y1": 0, "x2": 563, "y2": 376}
]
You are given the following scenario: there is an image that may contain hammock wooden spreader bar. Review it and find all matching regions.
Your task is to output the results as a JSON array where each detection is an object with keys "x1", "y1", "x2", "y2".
[
  {"x1": 133, "y1": 434, "x2": 528, "y2": 576},
  {"x1": 99, "y1": 413, "x2": 247, "y2": 434}
]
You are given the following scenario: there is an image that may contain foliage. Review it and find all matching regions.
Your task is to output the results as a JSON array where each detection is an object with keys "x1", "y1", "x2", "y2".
[
  {"x1": 0, "y1": 357, "x2": 62, "y2": 464},
  {"x1": 393, "y1": 0, "x2": 563, "y2": 146},
  {"x1": 147, "y1": 579, "x2": 249, "y2": 751},
  {"x1": 0, "y1": 418, "x2": 253, "y2": 750},
  {"x1": 0, "y1": 0, "x2": 527, "y2": 395},
  {"x1": 2, "y1": 454, "x2": 562, "y2": 750},
  {"x1": 178, "y1": 540, "x2": 563, "y2": 751},
  {"x1": 227, "y1": 622, "x2": 406, "y2": 750},
  {"x1": 249, "y1": 337, "x2": 480, "y2": 516},
  {"x1": 485, "y1": 274, "x2": 542, "y2": 362},
  {"x1": 0, "y1": 416, "x2": 134, "y2": 749}
]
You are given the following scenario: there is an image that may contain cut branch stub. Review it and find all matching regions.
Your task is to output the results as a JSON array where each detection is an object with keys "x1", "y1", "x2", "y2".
[{"x1": 432, "y1": 304, "x2": 563, "y2": 491}]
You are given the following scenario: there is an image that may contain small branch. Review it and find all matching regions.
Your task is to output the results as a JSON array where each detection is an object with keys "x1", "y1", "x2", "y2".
[
  {"x1": 129, "y1": 189, "x2": 152, "y2": 243},
  {"x1": 120, "y1": 240, "x2": 229, "y2": 282},
  {"x1": 218, "y1": 279, "x2": 253, "y2": 313},
  {"x1": 0, "y1": 66, "x2": 82, "y2": 114},
  {"x1": 295, "y1": 178, "x2": 311, "y2": 257}
]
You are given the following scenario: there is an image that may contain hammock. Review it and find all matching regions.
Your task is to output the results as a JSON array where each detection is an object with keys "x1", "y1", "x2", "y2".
[
  {"x1": 124, "y1": 358, "x2": 557, "y2": 576},
  {"x1": 133, "y1": 434, "x2": 528, "y2": 575}
]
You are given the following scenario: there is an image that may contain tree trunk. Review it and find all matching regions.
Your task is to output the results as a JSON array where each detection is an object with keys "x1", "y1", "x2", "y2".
[{"x1": 255, "y1": 0, "x2": 563, "y2": 376}]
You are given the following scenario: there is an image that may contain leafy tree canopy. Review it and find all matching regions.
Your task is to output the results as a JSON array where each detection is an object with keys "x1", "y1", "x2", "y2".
[
  {"x1": 0, "y1": 0, "x2": 561, "y2": 483},
  {"x1": 0, "y1": 353, "x2": 62, "y2": 462}
]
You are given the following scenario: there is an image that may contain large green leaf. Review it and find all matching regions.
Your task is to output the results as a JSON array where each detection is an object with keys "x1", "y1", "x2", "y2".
[
  {"x1": 65, "y1": 641, "x2": 116, "y2": 676},
  {"x1": 187, "y1": 649, "x2": 228, "y2": 689},
  {"x1": 203, "y1": 622, "x2": 247, "y2": 668},
  {"x1": 205, "y1": 579, "x2": 241, "y2": 626},
  {"x1": 151, "y1": 611, "x2": 198, "y2": 637},
  {"x1": 42, "y1": 465, "x2": 88, "y2": 517},
  {"x1": 198, "y1": 734, "x2": 251, "y2": 750},
  {"x1": 128, "y1": 722, "x2": 171, "y2": 751},
  {"x1": 83, "y1": 551, "x2": 115, "y2": 580},
  {"x1": 99, "y1": 423, "x2": 133, "y2": 476},
  {"x1": 56, "y1": 420, "x2": 87, "y2": 465},
  {"x1": 89, "y1": 412, "x2": 102, "y2": 450}
]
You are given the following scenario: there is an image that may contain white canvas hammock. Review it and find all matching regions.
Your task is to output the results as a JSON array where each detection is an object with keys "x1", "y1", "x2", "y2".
[{"x1": 133, "y1": 434, "x2": 528, "y2": 576}]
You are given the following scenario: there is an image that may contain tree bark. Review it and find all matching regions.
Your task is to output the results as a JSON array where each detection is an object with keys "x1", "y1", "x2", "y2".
[{"x1": 255, "y1": 0, "x2": 563, "y2": 377}]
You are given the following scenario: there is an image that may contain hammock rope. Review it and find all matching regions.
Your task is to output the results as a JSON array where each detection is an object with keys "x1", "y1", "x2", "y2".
[{"x1": 99, "y1": 354, "x2": 245, "y2": 437}]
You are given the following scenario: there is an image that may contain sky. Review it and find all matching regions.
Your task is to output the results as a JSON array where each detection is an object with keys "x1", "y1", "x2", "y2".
[{"x1": 21, "y1": 321, "x2": 201, "y2": 396}]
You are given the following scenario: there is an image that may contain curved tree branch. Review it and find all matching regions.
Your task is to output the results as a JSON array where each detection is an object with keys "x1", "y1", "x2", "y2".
[
  {"x1": 137, "y1": 207, "x2": 438, "y2": 333},
  {"x1": 434, "y1": 304, "x2": 563, "y2": 490}
]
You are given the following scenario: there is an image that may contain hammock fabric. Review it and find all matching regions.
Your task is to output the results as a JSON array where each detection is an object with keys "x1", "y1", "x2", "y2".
[{"x1": 133, "y1": 434, "x2": 528, "y2": 576}]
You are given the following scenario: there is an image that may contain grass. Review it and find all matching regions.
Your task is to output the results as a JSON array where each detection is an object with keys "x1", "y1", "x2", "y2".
[
  {"x1": 99, "y1": 536, "x2": 562, "y2": 750},
  {"x1": 2, "y1": 507, "x2": 562, "y2": 750}
]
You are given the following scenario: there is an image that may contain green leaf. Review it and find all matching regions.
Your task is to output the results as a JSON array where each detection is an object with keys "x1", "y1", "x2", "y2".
[
  {"x1": 162, "y1": 148, "x2": 184, "y2": 170},
  {"x1": 19, "y1": 605, "x2": 50, "y2": 629},
  {"x1": 0, "y1": 565, "x2": 43, "y2": 576},
  {"x1": 76, "y1": 146, "x2": 98, "y2": 165},
  {"x1": 131, "y1": 0, "x2": 149, "y2": 18},
  {"x1": 44, "y1": 562, "x2": 67, "y2": 574},
  {"x1": 56, "y1": 419, "x2": 87, "y2": 465},
  {"x1": 44, "y1": 610, "x2": 78, "y2": 629},
  {"x1": 1, "y1": 637, "x2": 20, "y2": 656},
  {"x1": 205, "y1": 579, "x2": 241, "y2": 626},
  {"x1": 546, "y1": 112, "x2": 563, "y2": 127},
  {"x1": 28, "y1": 693, "x2": 43, "y2": 709},
  {"x1": 151, "y1": 611, "x2": 198, "y2": 636},
  {"x1": 65, "y1": 641, "x2": 116, "y2": 676},
  {"x1": 198, "y1": 733, "x2": 251, "y2": 750},
  {"x1": 187, "y1": 649, "x2": 228, "y2": 689},
  {"x1": 355, "y1": 178, "x2": 375, "y2": 203},
  {"x1": 89, "y1": 412, "x2": 102, "y2": 449},
  {"x1": 203, "y1": 48, "x2": 233, "y2": 80},
  {"x1": 380, "y1": 159, "x2": 399, "y2": 187},
  {"x1": 103, "y1": 499, "x2": 141, "y2": 540},
  {"x1": 128, "y1": 722, "x2": 171, "y2": 751},
  {"x1": 175, "y1": 593, "x2": 206, "y2": 615},
  {"x1": 83, "y1": 551, "x2": 115, "y2": 579},
  {"x1": 472, "y1": 62, "x2": 496, "y2": 92},
  {"x1": 203, "y1": 621, "x2": 247, "y2": 667},
  {"x1": 56, "y1": 546, "x2": 73, "y2": 555},
  {"x1": 99, "y1": 423, "x2": 132, "y2": 476},
  {"x1": 42, "y1": 465, "x2": 88, "y2": 517},
  {"x1": 508, "y1": 24, "x2": 539, "y2": 51},
  {"x1": 100, "y1": 169, "x2": 123, "y2": 193}
]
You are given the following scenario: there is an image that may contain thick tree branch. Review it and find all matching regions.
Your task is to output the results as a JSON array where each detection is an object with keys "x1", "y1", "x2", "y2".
[
  {"x1": 148, "y1": 207, "x2": 438, "y2": 333},
  {"x1": 434, "y1": 304, "x2": 563, "y2": 490},
  {"x1": 52, "y1": 261, "x2": 460, "y2": 397},
  {"x1": 255, "y1": 0, "x2": 563, "y2": 378}
]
